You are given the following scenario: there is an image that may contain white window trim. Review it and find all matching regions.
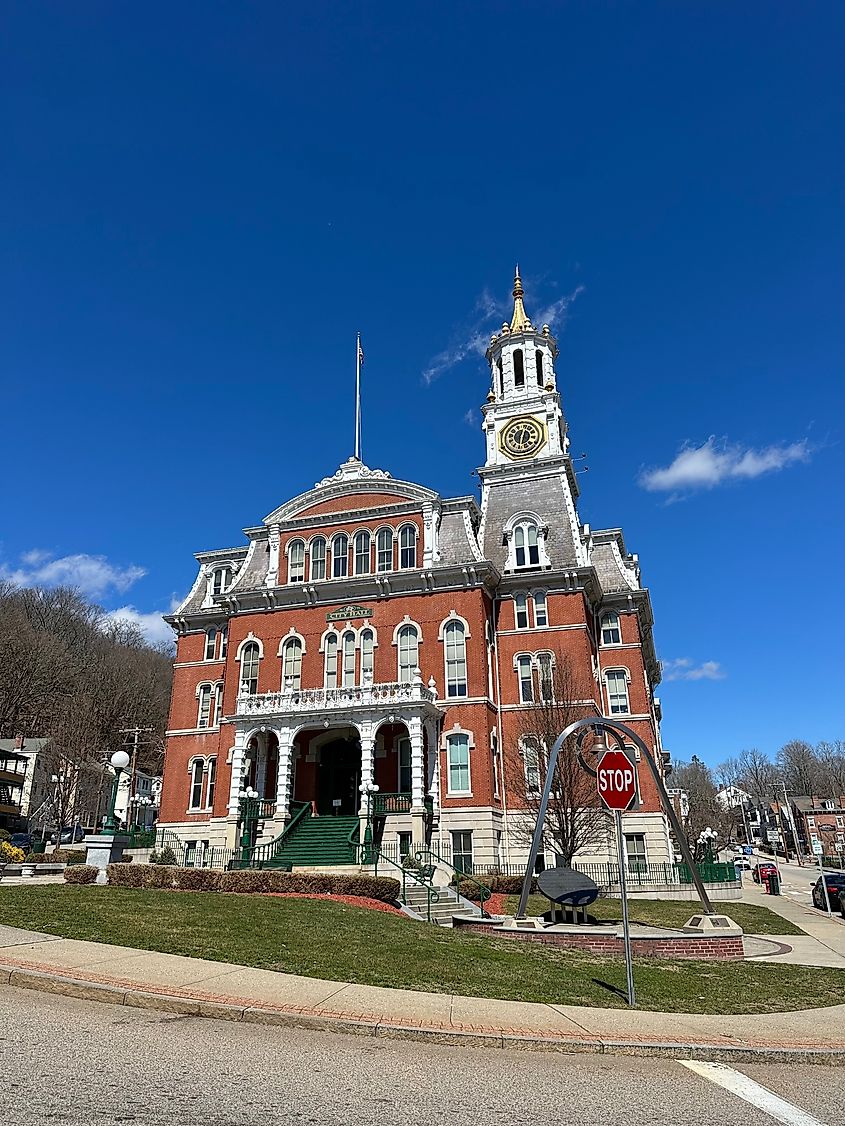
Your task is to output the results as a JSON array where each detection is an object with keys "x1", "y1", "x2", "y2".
[
  {"x1": 532, "y1": 590, "x2": 548, "y2": 628},
  {"x1": 600, "y1": 611, "x2": 622, "y2": 646},
  {"x1": 187, "y1": 757, "x2": 206, "y2": 811},
  {"x1": 437, "y1": 610, "x2": 472, "y2": 640},
  {"x1": 235, "y1": 632, "x2": 264, "y2": 660},
  {"x1": 513, "y1": 591, "x2": 530, "y2": 630},
  {"x1": 276, "y1": 628, "x2": 307, "y2": 658},
  {"x1": 285, "y1": 537, "x2": 306, "y2": 584},
  {"x1": 397, "y1": 522, "x2": 419, "y2": 569},
  {"x1": 604, "y1": 666, "x2": 632, "y2": 715},
  {"x1": 502, "y1": 510, "x2": 550, "y2": 572},
  {"x1": 195, "y1": 683, "x2": 214, "y2": 729},
  {"x1": 374, "y1": 524, "x2": 395, "y2": 572},
  {"x1": 441, "y1": 725, "x2": 474, "y2": 796},
  {"x1": 204, "y1": 756, "x2": 217, "y2": 809}
]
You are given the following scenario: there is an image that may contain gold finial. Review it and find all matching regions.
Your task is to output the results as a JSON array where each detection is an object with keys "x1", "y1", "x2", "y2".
[{"x1": 510, "y1": 264, "x2": 532, "y2": 332}]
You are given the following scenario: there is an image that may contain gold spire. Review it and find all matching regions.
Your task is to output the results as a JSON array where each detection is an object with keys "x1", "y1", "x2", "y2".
[{"x1": 509, "y1": 264, "x2": 532, "y2": 332}]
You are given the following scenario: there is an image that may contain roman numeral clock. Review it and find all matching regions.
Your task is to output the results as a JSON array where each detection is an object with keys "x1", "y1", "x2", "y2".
[{"x1": 498, "y1": 415, "x2": 547, "y2": 460}]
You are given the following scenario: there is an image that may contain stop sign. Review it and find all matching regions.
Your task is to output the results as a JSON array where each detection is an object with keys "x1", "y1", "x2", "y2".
[{"x1": 596, "y1": 746, "x2": 639, "y2": 812}]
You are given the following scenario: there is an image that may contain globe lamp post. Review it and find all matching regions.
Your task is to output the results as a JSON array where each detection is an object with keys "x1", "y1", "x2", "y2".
[
  {"x1": 359, "y1": 781, "x2": 379, "y2": 863},
  {"x1": 102, "y1": 750, "x2": 131, "y2": 835}
]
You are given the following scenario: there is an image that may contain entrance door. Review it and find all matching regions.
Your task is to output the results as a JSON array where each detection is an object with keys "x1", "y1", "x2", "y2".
[{"x1": 317, "y1": 738, "x2": 360, "y2": 815}]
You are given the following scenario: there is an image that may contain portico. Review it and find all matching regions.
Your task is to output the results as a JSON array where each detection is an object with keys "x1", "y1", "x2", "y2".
[{"x1": 225, "y1": 673, "x2": 443, "y2": 853}]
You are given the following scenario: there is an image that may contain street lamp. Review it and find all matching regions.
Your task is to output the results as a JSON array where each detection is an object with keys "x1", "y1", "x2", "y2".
[
  {"x1": 131, "y1": 794, "x2": 153, "y2": 829},
  {"x1": 697, "y1": 826, "x2": 718, "y2": 864},
  {"x1": 359, "y1": 781, "x2": 379, "y2": 863},
  {"x1": 101, "y1": 750, "x2": 131, "y2": 836},
  {"x1": 238, "y1": 787, "x2": 259, "y2": 850}
]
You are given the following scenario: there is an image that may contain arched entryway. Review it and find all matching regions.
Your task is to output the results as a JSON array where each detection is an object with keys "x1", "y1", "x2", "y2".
[{"x1": 292, "y1": 726, "x2": 361, "y2": 816}]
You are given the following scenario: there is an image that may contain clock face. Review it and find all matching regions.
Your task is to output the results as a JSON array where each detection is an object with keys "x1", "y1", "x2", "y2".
[{"x1": 499, "y1": 416, "x2": 546, "y2": 460}]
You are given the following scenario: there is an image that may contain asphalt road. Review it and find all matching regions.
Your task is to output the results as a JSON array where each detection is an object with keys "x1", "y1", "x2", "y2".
[{"x1": 0, "y1": 987, "x2": 838, "y2": 1126}]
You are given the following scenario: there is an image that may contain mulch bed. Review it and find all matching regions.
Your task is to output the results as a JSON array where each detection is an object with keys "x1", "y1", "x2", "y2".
[{"x1": 264, "y1": 892, "x2": 404, "y2": 915}]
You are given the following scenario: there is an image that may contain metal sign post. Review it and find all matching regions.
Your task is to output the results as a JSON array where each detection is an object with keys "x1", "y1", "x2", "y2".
[
  {"x1": 614, "y1": 808, "x2": 636, "y2": 1007},
  {"x1": 813, "y1": 840, "x2": 832, "y2": 915}
]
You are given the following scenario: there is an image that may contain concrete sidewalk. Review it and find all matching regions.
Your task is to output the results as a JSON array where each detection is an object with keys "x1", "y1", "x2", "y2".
[
  {"x1": 739, "y1": 880, "x2": 845, "y2": 968},
  {"x1": 0, "y1": 924, "x2": 843, "y2": 1063}
]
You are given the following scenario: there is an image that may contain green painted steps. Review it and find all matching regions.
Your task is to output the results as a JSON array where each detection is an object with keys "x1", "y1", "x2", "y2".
[{"x1": 266, "y1": 814, "x2": 360, "y2": 867}]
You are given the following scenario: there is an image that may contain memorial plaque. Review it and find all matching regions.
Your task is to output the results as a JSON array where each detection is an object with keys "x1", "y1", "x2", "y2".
[{"x1": 537, "y1": 866, "x2": 599, "y2": 907}]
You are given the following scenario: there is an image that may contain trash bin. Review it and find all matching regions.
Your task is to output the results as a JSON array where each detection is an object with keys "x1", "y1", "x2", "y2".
[{"x1": 766, "y1": 872, "x2": 780, "y2": 896}]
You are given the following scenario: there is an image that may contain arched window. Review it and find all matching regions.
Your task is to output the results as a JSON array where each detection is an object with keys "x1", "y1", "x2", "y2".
[
  {"x1": 189, "y1": 760, "x2": 204, "y2": 809},
  {"x1": 310, "y1": 537, "x2": 327, "y2": 581},
  {"x1": 219, "y1": 623, "x2": 228, "y2": 658},
  {"x1": 516, "y1": 655, "x2": 533, "y2": 703},
  {"x1": 354, "y1": 530, "x2": 371, "y2": 575},
  {"x1": 288, "y1": 539, "x2": 305, "y2": 584},
  {"x1": 513, "y1": 348, "x2": 525, "y2": 388},
  {"x1": 332, "y1": 533, "x2": 349, "y2": 578},
  {"x1": 239, "y1": 641, "x2": 260, "y2": 695},
  {"x1": 212, "y1": 566, "x2": 232, "y2": 595},
  {"x1": 197, "y1": 685, "x2": 213, "y2": 729},
  {"x1": 205, "y1": 758, "x2": 217, "y2": 808},
  {"x1": 444, "y1": 620, "x2": 468, "y2": 698},
  {"x1": 399, "y1": 524, "x2": 417, "y2": 569},
  {"x1": 514, "y1": 522, "x2": 540, "y2": 567},
  {"x1": 601, "y1": 612, "x2": 621, "y2": 645},
  {"x1": 497, "y1": 360, "x2": 504, "y2": 397},
  {"x1": 324, "y1": 632, "x2": 339, "y2": 688},
  {"x1": 204, "y1": 628, "x2": 217, "y2": 660},
  {"x1": 341, "y1": 631, "x2": 356, "y2": 688},
  {"x1": 361, "y1": 629, "x2": 374, "y2": 682},
  {"x1": 514, "y1": 593, "x2": 529, "y2": 629},
  {"x1": 522, "y1": 737, "x2": 541, "y2": 795},
  {"x1": 282, "y1": 637, "x2": 303, "y2": 689},
  {"x1": 606, "y1": 669, "x2": 630, "y2": 715},
  {"x1": 397, "y1": 624, "x2": 419, "y2": 683},
  {"x1": 533, "y1": 591, "x2": 548, "y2": 628},
  {"x1": 537, "y1": 653, "x2": 555, "y2": 701},
  {"x1": 535, "y1": 349, "x2": 544, "y2": 385},
  {"x1": 376, "y1": 527, "x2": 394, "y2": 572}
]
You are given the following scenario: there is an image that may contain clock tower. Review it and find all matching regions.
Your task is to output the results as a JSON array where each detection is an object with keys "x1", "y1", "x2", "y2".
[{"x1": 478, "y1": 268, "x2": 588, "y2": 571}]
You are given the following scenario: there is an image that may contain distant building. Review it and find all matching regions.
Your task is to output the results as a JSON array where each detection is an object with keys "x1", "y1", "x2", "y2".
[
  {"x1": 0, "y1": 735, "x2": 111, "y2": 835},
  {"x1": 115, "y1": 768, "x2": 161, "y2": 830},
  {"x1": 792, "y1": 796, "x2": 845, "y2": 859},
  {"x1": 0, "y1": 741, "x2": 28, "y2": 832}
]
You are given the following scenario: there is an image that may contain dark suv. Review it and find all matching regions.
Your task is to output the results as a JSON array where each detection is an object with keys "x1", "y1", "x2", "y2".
[{"x1": 811, "y1": 872, "x2": 845, "y2": 911}]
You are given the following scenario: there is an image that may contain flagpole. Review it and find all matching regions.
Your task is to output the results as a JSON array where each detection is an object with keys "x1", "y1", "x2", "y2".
[{"x1": 355, "y1": 332, "x2": 362, "y2": 460}]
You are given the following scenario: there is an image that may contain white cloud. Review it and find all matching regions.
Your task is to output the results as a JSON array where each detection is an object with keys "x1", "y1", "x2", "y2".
[
  {"x1": 421, "y1": 278, "x2": 584, "y2": 385},
  {"x1": 639, "y1": 436, "x2": 811, "y2": 494},
  {"x1": 662, "y1": 658, "x2": 726, "y2": 682},
  {"x1": 0, "y1": 550, "x2": 147, "y2": 597},
  {"x1": 463, "y1": 408, "x2": 478, "y2": 426},
  {"x1": 107, "y1": 605, "x2": 175, "y2": 647}
]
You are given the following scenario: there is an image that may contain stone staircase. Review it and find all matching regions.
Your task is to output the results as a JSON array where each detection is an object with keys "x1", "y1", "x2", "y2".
[
  {"x1": 401, "y1": 880, "x2": 483, "y2": 926},
  {"x1": 265, "y1": 814, "x2": 359, "y2": 868}
]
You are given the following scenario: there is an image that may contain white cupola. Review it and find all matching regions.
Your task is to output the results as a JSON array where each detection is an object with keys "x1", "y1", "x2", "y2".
[{"x1": 484, "y1": 266, "x2": 560, "y2": 404}]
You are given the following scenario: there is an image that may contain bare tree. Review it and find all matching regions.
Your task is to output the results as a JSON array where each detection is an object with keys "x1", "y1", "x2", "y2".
[
  {"x1": 777, "y1": 739, "x2": 822, "y2": 797},
  {"x1": 671, "y1": 757, "x2": 736, "y2": 858},
  {"x1": 503, "y1": 651, "x2": 610, "y2": 864},
  {"x1": 737, "y1": 747, "x2": 777, "y2": 802},
  {"x1": 816, "y1": 741, "x2": 845, "y2": 799}
]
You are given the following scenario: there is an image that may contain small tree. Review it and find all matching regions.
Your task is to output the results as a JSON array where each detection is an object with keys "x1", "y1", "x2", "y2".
[{"x1": 503, "y1": 651, "x2": 610, "y2": 865}]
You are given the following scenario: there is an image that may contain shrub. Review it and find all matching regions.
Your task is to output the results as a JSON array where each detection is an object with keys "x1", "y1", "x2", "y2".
[
  {"x1": 107, "y1": 863, "x2": 176, "y2": 889},
  {"x1": 40, "y1": 849, "x2": 86, "y2": 865},
  {"x1": 453, "y1": 874, "x2": 536, "y2": 899},
  {"x1": 174, "y1": 868, "x2": 221, "y2": 891},
  {"x1": 157, "y1": 846, "x2": 178, "y2": 866},
  {"x1": 218, "y1": 869, "x2": 275, "y2": 894},
  {"x1": 0, "y1": 841, "x2": 25, "y2": 864},
  {"x1": 0, "y1": 828, "x2": 10, "y2": 842},
  {"x1": 216, "y1": 869, "x2": 401, "y2": 902},
  {"x1": 148, "y1": 849, "x2": 159, "y2": 865},
  {"x1": 64, "y1": 864, "x2": 99, "y2": 885}
]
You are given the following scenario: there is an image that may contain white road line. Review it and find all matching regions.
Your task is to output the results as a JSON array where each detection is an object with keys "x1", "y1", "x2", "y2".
[{"x1": 679, "y1": 1060, "x2": 829, "y2": 1126}]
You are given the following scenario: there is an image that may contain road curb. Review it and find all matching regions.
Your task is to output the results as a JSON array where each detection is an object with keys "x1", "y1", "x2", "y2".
[{"x1": 2, "y1": 965, "x2": 844, "y2": 1064}]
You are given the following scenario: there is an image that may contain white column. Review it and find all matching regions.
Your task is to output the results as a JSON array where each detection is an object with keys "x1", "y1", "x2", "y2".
[
  {"x1": 358, "y1": 729, "x2": 375, "y2": 816},
  {"x1": 255, "y1": 731, "x2": 268, "y2": 796},
  {"x1": 409, "y1": 715, "x2": 426, "y2": 844},
  {"x1": 275, "y1": 727, "x2": 294, "y2": 820},
  {"x1": 225, "y1": 729, "x2": 249, "y2": 846}
]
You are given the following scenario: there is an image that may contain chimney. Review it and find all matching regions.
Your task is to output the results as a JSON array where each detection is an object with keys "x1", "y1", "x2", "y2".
[{"x1": 14, "y1": 733, "x2": 25, "y2": 751}]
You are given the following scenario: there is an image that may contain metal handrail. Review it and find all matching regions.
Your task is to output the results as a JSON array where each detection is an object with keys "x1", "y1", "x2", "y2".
[
  {"x1": 236, "y1": 800, "x2": 311, "y2": 868},
  {"x1": 345, "y1": 819, "x2": 361, "y2": 862},
  {"x1": 415, "y1": 846, "x2": 492, "y2": 918},
  {"x1": 372, "y1": 848, "x2": 440, "y2": 923}
]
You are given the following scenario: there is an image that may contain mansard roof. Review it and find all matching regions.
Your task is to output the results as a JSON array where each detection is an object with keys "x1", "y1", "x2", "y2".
[{"x1": 589, "y1": 528, "x2": 641, "y2": 594}]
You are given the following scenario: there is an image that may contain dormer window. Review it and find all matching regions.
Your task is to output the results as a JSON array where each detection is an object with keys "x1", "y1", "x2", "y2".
[
  {"x1": 212, "y1": 566, "x2": 232, "y2": 595},
  {"x1": 515, "y1": 522, "x2": 540, "y2": 567}
]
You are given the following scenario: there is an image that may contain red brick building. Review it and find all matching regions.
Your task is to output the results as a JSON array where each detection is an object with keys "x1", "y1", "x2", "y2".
[{"x1": 158, "y1": 270, "x2": 671, "y2": 869}]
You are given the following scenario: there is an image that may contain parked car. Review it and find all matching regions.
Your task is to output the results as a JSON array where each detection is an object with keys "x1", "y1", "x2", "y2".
[
  {"x1": 49, "y1": 825, "x2": 86, "y2": 845},
  {"x1": 752, "y1": 861, "x2": 779, "y2": 884},
  {"x1": 811, "y1": 872, "x2": 845, "y2": 911},
  {"x1": 734, "y1": 858, "x2": 753, "y2": 871},
  {"x1": 9, "y1": 832, "x2": 33, "y2": 851}
]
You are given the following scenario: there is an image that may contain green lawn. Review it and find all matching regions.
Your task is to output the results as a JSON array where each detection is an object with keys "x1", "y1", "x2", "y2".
[
  {"x1": 503, "y1": 895, "x2": 805, "y2": 936},
  {"x1": 0, "y1": 886, "x2": 835, "y2": 1014}
]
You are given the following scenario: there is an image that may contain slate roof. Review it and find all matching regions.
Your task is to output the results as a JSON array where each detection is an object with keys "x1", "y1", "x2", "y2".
[{"x1": 481, "y1": 471, "x2": 580, "y2": 571}]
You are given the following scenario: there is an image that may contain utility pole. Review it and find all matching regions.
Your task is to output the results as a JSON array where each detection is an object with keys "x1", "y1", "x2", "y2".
[{"x1": 778, "y1": 779, "x2": 804, "y2": 866}]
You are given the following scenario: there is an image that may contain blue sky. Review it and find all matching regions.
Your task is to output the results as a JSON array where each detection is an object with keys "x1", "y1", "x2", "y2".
[{"x1": 2, "y1": 3, "x2": 842, "y2": 766}]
